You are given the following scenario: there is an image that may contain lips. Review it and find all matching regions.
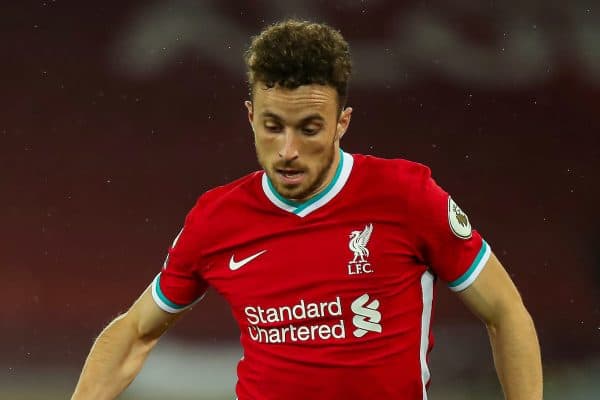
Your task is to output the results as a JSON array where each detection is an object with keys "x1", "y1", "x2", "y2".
[
  {"x1": 275, "y1": 168, "x2": 305, "y2": 185},
  {"x1": 277, "y1": 169, "x2": 302, "y2": 177}
]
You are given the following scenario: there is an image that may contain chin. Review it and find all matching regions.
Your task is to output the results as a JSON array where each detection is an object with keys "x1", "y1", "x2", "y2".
[
  {"x1": 271, "y1": 179, "x2": 311, "y2": 201},
  {"x1": 276, "y1": 183, "x2": 306, "y2": 200}
]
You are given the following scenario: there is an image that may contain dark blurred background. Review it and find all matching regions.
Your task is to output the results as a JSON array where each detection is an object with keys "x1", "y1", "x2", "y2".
[{"x1": 2, "y1": 1, "x2": 599, "y2": 399}]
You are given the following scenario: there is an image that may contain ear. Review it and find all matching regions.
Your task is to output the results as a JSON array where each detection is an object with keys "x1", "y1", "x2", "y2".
[
  {"x1": 244, "y1": 100, "x2": 255, "y2": 133},
  {"x1": 244, "y1": 100, "x2": 254, "y2": 122},
  {"x1": 335, "y1": 107, "x2": 353, "y2": 141}
]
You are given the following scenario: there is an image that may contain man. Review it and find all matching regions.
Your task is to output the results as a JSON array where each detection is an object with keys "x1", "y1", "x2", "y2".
[{"x1": 72, "y1": 20, "x2": 542, "y2": 399}]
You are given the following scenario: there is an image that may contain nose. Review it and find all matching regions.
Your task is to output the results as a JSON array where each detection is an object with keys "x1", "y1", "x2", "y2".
[{"x1": 278, "y1": 130, "x2": 299, "y2": 161}]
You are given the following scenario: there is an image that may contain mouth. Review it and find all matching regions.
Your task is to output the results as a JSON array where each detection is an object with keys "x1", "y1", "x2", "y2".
[{"x1": 275, "y1": 168, "x2": 305, "y2": 185}]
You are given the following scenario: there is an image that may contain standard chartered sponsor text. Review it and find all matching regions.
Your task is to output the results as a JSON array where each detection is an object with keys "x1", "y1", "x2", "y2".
[{"x1": 245, "y1": 297, "x2": 346, "y2": 343}]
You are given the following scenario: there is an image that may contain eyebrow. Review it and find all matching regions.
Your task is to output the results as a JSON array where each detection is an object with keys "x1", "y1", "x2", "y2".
[{"x1": 260, "y1": 111, "x2": 325, "y2": 124}]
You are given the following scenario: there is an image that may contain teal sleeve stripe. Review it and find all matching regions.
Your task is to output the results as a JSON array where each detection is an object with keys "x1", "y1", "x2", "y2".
[
  {"x1": 448, "y1": 240, "x2": 489, "y2": 289},
  {"x1": 154, "y1": 274, "x2": 188, "y2": 310}
]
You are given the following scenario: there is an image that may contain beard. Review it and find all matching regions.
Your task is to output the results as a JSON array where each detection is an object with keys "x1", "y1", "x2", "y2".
[{"x1": 257, "y1": 143, "x2": 337, "y2": 202}]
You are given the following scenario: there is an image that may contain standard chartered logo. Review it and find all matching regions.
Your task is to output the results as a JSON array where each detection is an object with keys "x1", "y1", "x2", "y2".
[
  {"x1": 245, "y1": 297, "x2": 345, "y2": 344},
  {"x1": 244, "y1": 294, "x2": 382, "y2": 344},
  {"x1": 351, "y1": 293, "x2": 382, "y2": 337}
]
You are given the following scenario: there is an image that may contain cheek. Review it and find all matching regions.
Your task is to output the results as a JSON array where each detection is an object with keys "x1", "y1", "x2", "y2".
[
  {"x1": 254, "y1": 133, "x2": 279, "y2": 156},
  {"x1": 303, "y1": 136, "x2": 332, "y2": 156}
]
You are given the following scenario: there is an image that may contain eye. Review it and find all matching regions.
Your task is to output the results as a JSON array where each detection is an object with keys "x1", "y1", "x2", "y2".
[
  {"x1": 302, "y1": 125, "x2": 321, "y2": 136},
  {"x1": 264, "y1": 122, "x2": 282, "y2": 133}
]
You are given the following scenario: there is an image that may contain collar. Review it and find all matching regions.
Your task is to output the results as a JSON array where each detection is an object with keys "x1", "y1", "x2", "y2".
[{"x1": 261, "y1": 149, "x2": 354, "y2": 217}]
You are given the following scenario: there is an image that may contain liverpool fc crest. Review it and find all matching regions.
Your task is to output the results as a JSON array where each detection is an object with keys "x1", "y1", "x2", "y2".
[{"x1": 347, "y1": 223, "x2": 374, "y2": 275}]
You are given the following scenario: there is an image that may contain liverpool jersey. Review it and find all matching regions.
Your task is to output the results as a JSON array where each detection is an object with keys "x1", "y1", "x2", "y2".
[{"x1": 151, "y1": 150, "x2": 491, "y2": 399}]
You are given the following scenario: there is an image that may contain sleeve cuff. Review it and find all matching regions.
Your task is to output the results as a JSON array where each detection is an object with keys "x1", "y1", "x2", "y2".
[
  {"x1": 447, "y1": 239, "x2": 491, "y2": 292},
  {"x1": 151, "y1": 273, "x2": 205, "y2": 314}
]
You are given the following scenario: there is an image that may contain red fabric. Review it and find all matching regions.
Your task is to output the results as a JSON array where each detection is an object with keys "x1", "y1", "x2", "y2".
[{"x1": 156, "y1": 154, "x2": 485, "y2": 399}]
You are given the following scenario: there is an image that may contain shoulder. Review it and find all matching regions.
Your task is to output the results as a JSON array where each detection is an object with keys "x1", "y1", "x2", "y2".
[
  {"x1": 198, "y1": 170, "x2": 262, "y2": 206},
  {"x1": 351, "y1": 153, "x2": 432, "y2": 187},
  {"x1": 187, "y1": 170, "x2": 263, "y2": 220},
  {"x1": 200, "y1": 170, "x2": 262, "y2": 203}
]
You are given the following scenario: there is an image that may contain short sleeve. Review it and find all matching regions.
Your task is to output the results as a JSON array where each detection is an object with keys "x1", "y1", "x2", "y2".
[
  {"x1": 151, "y1": 200, "x2": 209, "y2": 313},
  {"x1": 409, "y1": 166, "x2": 491, "y2": 292}
]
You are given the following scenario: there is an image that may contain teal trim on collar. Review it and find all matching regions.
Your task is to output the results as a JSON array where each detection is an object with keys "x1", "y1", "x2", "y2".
[
  {"x1": 266, "y1": 174, "x2": 301, "y2": 207},
  {"x1": 265, "y1": 148, "x2": 345, "y2": 214}
]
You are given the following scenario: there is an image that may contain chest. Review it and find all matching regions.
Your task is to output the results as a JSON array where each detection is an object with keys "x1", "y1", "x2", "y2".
[{"x1": 201, "y1": 216, "x2": 426, "y2": 313}]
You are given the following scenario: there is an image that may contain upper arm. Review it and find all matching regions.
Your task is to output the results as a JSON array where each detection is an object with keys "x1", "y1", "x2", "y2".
[
  {"x1": 125, "y1": 284, "x2": 189, "y2": 341},
  {"x1": 455, "y1": 252, "x2": 526, "y2": 326},
  {"x1": 400, "y1": 164, "x2": 527, "y2": 325},
  {"x1": 118, "y1": 198, "x2": 210, "y2": 341},
  {"x1": 405, "y1": 164, "x2": 490, "y2": 288}
]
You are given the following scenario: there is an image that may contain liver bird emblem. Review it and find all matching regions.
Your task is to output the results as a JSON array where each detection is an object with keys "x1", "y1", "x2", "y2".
[{"x1": 349, "y1": 223, "x2": 373, "y2": 263}]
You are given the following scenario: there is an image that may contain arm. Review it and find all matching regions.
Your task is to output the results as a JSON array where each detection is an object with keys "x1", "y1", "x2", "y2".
[
  {"x1": 456, "y1": 253, "x2": 543, "y2": 400},
  {"x1": 71, "y1": 285, "x2": 187, "y2": 400}
]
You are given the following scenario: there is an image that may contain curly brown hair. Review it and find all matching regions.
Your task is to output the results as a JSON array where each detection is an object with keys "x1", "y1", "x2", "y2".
[{"x1": 244, "y1": 19, "x2": 352, "y2": 110}]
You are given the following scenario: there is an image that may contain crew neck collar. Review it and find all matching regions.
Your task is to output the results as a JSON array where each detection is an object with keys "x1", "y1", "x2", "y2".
[{"x1": 261, "y1": 149, "x2": 354, "y2": 217}]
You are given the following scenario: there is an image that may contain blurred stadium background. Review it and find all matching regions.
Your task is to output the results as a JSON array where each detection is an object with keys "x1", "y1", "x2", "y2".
[{"x1": 2, "y1": 0, "x2": 599, "y2": 398}]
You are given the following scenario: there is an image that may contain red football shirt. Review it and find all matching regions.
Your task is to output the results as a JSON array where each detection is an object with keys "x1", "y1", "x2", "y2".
[{"x1": 151, "y1": 151, "x2": 490, "y2": 399}]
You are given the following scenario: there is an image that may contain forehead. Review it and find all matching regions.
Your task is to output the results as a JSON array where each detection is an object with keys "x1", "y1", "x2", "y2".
[{"x1": 252, "y1": 83, "x2": 338, "y2": 119}]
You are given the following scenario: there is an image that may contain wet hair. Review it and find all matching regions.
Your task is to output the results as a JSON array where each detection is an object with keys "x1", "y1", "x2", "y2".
[{"x1": 244, "y1": 19, "x2": 352, "y2": 110}]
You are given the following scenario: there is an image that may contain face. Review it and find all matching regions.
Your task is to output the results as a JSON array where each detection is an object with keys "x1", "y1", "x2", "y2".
[{"x1": 245, "y1": 83, "x2": 352, "y2": 202}]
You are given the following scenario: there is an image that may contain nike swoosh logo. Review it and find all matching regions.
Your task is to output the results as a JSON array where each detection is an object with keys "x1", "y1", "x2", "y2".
[{"x1": 229, "y1": 250, "x2": 267, "y2": 271}]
